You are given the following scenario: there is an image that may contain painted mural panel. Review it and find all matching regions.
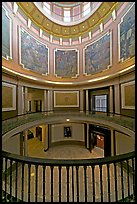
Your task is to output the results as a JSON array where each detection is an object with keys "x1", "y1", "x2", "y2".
[
  {"x1": 55, "y1": 49, "x2": 78, "y2": 77},
  {"x1": 119, "y1": 4, "x2": 135, "y2": 61},
  {"x1": 20, "y1": 28, "x2": 48, "y2": 74},
  {"x1": 2, "y1": 7, "x2": 11, "y2": 59},
  {"x1": 84, "y1": 32, "x2": 111, "y2": 75}
]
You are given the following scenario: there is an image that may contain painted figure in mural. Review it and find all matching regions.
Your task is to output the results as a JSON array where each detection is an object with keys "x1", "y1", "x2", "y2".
[
  {"x1": 55, "y1": 50, "x2": 78, "y2": 77},
  {"x1": 85, "y1": 33, "x2": 110, "y2": 74},
  {"x1": 120, "y1": 5, "x2": 135, "y2": 60},
  {"x1": 21, "y1": 29, "x2": 48, "y2": 74}
]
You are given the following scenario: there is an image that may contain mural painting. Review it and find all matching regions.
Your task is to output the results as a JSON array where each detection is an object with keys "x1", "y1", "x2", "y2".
[
  {"x1": 20, "y1": 28, "x2": 48, "y2": 74},
  {"x1": 2, "y1": 7, "x2": 11, "y2": 59},
  {"x1": 55, "y1": 49, "x2": 78, "y2": 77},
  {"x1": 84, "y1": 32, "x2": 111, "y2": 75},
  {"x1": 119, "y1": 4, "x2": 135, "y2": 61}
]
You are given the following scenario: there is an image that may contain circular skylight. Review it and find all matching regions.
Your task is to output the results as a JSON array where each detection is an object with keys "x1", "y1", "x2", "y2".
[{"x1": 34, "y1": 2, "x2": 102, "y2": 26}]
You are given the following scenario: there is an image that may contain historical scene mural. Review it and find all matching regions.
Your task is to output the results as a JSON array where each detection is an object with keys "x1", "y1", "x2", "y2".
[
  {"x1": 119, "y1": 4, "x2": 135, "y2": 61},
  {"x1": 20, "y1": 28, "x2": 48, "y2": 74},
  {"x1": 2, "y1": 7, "x2": 11, "y2": 59},
  {"x1": 84, "y1": 32, "x2": 111, "y2": 75},
  {"x1": 55, "y1": 49, "x2": 78, "y2": 77}
]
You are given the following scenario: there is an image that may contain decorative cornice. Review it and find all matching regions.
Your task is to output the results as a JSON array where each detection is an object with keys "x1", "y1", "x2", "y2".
[{"x1": 17, "y1": 2, "x2": 119, "y2": 38}]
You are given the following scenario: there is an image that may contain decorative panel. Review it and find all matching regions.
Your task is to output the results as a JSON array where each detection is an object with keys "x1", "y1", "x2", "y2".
[
  {"x1": 121, "y1": 81, "x2": 135, "y2": 109},
  {"x1": 2, "y1": 82, "x2": 16, "y2": 111},
  {"x1": 83, "y1": 31, "x2": 112, "y2": 75},
  {"x1": 54, "y1": 49, "x2": 79, "y2": 77},
  {"x1": 19, "y1": 27, "x2": 49, "y2": 75},
  {"x1": 118, "y1": 3, "x2": 135, "y2": 62},
  {"x1": 54, "y1": 91, "x2": 79, "y2": 107},
  {"x1": 2, "y1": 6, "x2": 12, "y2": 59}
]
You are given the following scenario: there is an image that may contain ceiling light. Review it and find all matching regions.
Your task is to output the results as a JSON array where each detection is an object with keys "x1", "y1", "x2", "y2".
[
  {"x1": 74, "y1": 29, "x2": 75, "y2": 31},
  {"x1": 47, "y1": 23, "x2": 49, "y2": 26},
  {"x1": 102, "y1": 8, "x2": 105, "y2": 11},
  {"x1": 92, "y1": 19, "x2": 95, "y2": 21},
  {"x1": 66, "y1": 118, "x2": 70, "y2": 122},
  {"x1": 82, "y1": 25, "x2": 85, "y2": 28}
]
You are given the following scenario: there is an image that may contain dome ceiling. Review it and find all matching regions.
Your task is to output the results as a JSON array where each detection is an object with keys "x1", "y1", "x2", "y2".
[{"x1": 17, "y1": 2, "x2": 118, "y2": 38}]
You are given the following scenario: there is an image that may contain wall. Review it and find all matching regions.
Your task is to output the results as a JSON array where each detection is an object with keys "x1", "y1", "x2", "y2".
[
  {"x1": 51, "y1": 123, "x2": 84, "y2": 145},
  {"x1": 2, "y1": 134, "x2": 21, "y2": 155},
  {"x1": 115, "y1": 131, "x2": 135, "y2": 155}
]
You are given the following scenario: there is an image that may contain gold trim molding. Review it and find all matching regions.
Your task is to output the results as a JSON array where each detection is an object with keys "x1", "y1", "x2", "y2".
[{"x1": 17, "y1": 2, "x2": 119, "y2": 38}]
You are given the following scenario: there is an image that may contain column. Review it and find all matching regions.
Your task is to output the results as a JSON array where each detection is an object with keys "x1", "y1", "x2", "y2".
[
  {"x1": 80, "y1": 89, "x2": 84, "y2": 112},
  {"x1": 24, "y1": 87, "x2": 28, "y2": 114},
  {"x1": 18, "y1": 85, "x2": 23, "y2": 115},
  {"x1": 109, "y1": 85, "x2": 113, "y2": 115},
  {"x1": 33, "y1": 127, "x2": 36, "y2": 138},
  {"x1": 42, "y1": 125, "x2": 49, "y2": 152},
  {"x1": 20, "y1": 132, "x2": 24, "y2": 156},
  {"x1": 43, "y1": 90, "x2": 48, "y2": 112},
  {"x1": 86, "y1": 124, "x2": 89, "y2": 149},
  {"x1": 47, "y1": 90, "x2": 53, "y2": 113},
  {"x1": 111, "y1": 129, "x2": 114, "y2": 156},
  {"x1": 86, "y1": 89, "x2": 89, "y2": 114},
  {"x1": 114, "y1": 84, "x2": 120, "y2": 115},
  {"x1": 24, "y1": 130, "x2": 28, "y2": 156}
]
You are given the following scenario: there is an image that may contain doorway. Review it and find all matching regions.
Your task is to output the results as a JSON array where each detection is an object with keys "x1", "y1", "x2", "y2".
[
  {"x1": 34, "y1": 100, "x2": 42, "y2": 112},
  {"x1": 89, "y1": 124, "x2": 111, "y2": 157}
]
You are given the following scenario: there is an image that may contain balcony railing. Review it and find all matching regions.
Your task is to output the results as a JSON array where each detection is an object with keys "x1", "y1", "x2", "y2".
[
  {"x1": 2, "y1": 150, "x2": 135, "y2": 202},
  {"x1": 2, "y1": 111, "x2": 135, "y2": 202}
]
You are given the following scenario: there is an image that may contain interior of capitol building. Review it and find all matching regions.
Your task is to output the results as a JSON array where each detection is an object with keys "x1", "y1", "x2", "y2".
[{"x1": 2, "y1": 2, "x2": 135, "y2": 202}]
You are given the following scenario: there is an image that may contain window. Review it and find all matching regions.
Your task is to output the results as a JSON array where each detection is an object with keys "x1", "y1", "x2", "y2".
[
  {"x1": 83, "y1": 2, "x2": 91, "y2": 16},
  {"x1": 43, "y1": 2, "x2": 51, "y2": 15},
  {"x1": 95, "y1": 95, "x2": 107, "y2": 112},
  {"x1": 64, "y1": 9, "x2": 70, "y2": 22}
]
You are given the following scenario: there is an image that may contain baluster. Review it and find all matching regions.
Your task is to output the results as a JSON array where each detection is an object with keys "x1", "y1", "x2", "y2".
[
  {"x1": 92, "y1": 165, "x2": 95, "y2": 202},
  {"x1": 99, "y1": 165, "x2": 103, "y2": 202},
  {"x1": 132, "y1": 158, "x2": 135, "y2": 201},
  {"x1": 43, "y1": 165, "x2": 46, "y2": 202},
  {"x1": 21, "y1": 163, "x2": 24, "y2": 201},
  {"x1": 120, "y1": 161, "x2": 124, "y2": 201},
  {"x1": 76, "y1": 166, "x2": 79, "y2": 202},
  {"x1": 35, "y1": 165, "x2": 38, "y2": 202},
  {"x1": 10, "y1": 160, "x2": 13, "y2": 201},
  {"x1": 28, "y1": 164, "x2": 31, "y2": 202},
  {"x1": 58, "y1": 166, "x2": 62, "y2": 202},
  {"x1": 66, "y1": 166, "x2": 70, "y2": 202},
  {"x1": 107, "y1": 163, "x2": 111, "y2": 202},
  {"x1": 50, "y1": 166, "x2": 54, "y2": 202},
  {"x1": 15, "y1": 162, "x2": 18, "y2": 201},
  {"x1": 114, "y1": 162, "x2": 118, "y2": 202},
  {"x1": 84, "y1": 166, "x2": 87, "y2": 202},
  {"x1": 72, "y1": 166, "x2": 74, "y2": 202},
  {"x1": 126, "y1": 160, "x2": 130, "y2": 201},
  {"x1": 5, "y1": 158, "x2": 7, "y2": 202}
]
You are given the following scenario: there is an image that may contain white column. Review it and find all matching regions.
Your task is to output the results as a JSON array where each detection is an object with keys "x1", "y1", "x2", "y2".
[
  {"x1": 109, "y1": 85, "x2": 113, "y2": 115},
  {"x1": 24, "y1": 130, "x2": 28, "y2": 156},
  {"x1": 18, "y1": 85, "x2": 23, "y2": 115},
  {"x1": 80, "y1": 90, "x2": 84, "y2": 112},
  {"x1": 24, "y1": 87, "x2": 28, "y2": 113},
  {"x1": 114, "y1": 84, "x2": 120, "y2": 115},
  {"x1": 86, "y1": 90, "x2": 89, "y2": 114}
]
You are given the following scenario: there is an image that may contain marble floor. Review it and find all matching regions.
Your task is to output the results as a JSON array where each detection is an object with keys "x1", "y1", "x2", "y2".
[{"x1": 27, "y1": 137, "x2": 104, "y2": 159}]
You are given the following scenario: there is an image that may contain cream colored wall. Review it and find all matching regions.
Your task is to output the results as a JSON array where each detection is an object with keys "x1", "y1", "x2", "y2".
[
  {"x1": 2, "y1": 134, "x2": 20, "y2": 155},
  {"x1": 51, "y1": 123, "x2": 84, "y2": 143},
  {"x1": 115, "y1": 131, "x2": 135, "y2": 155}
]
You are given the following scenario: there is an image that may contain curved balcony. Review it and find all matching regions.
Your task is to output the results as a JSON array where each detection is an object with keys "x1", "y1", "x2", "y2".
[{"x1": 2, "y1": 111, "x2": 135, "y2": 202}]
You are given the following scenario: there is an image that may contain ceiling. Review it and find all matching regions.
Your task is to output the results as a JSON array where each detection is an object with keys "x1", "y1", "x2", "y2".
[{"x1": 17, "y1": 2, "x2": 118, "y2": 38}]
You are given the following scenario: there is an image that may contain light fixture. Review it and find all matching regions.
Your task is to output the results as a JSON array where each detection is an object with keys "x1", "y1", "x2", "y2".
[{"x1": 66, "y1": 118, "x2": 70, "y2": 122}]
